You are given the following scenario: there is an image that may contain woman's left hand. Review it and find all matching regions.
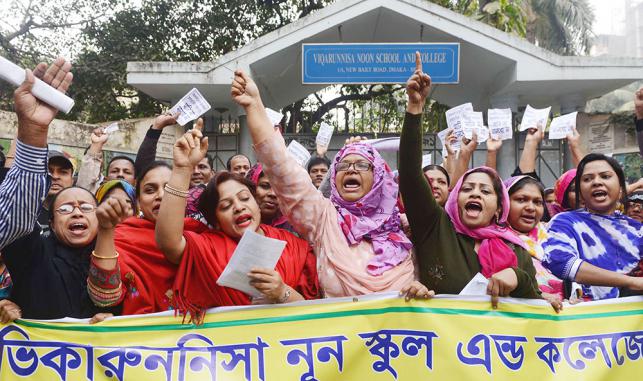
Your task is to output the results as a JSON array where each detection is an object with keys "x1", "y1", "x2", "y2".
[
  {"x1": 400, "y1": 281, "x2": 435, "y2": 301},
  {"x1": 248, "y1": 267, "x2": 287, "y2": 302}
]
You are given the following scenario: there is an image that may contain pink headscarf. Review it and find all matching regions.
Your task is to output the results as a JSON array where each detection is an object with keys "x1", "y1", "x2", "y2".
[
  {"x1": 444, "y1": 167, "x2": 528, "y2": 278},
  {"x1": 330, "y1": 142, "x2": 412, "y2": 276},
  {"x1": 554, "y1": 169, "x2": 577, "y2": 209}
]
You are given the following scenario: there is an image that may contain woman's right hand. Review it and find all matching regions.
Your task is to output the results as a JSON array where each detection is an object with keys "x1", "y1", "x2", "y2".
[
  {"x1": 173, "y1": 118, "x2": 208, "y2": 169},
  {"x1": 96, "y1": 197, "x2": 132, "y2": 230},
  {"x1": 231, "y1": 70, "x2": 262, "y2": 108},
  {"x1": 487, "y1": 268, "x2": 518, "y2": 309}
]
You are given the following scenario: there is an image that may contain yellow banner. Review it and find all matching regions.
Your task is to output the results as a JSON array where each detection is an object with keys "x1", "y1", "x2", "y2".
[{"x1": 1, "y1": 294, "x2": 642, "y2": 380}]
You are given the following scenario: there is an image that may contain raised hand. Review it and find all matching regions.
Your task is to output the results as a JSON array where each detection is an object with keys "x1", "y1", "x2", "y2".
[
  {"x1": 90, "y1": 127, "x2": 109, "y2": 146},
  {"x1": 231, "y1": 70, "x2": 261, "y2": 108},
  {"x1": 525, "y1": 124, "x2": 544, "y2": 145},
  {"x1": 153, "y1": 111, "x2": 180, "y2": 130},
  {"x1": 486, "y1": 136, "x2": 503, "y2": 153},
  {"x1": 461, "y1": 129, "x2": 478, "y2": 154},
  {"x1": 445, "y1": 130, "x2": 457, "y2": 156},
  {"x1": 15, "y1": 58, "x2": 73, "y2": 132},
  {"x1": 565, "y1": 127, "x2": 580, "y2": 149},
  {"x1": 635, "y1": 87, "x2": 643, "y2": 120},
  {"x1": 173, "y1": 118, "x2": 209, "y2": 169},
  {"x1": 96, "y1": 197, "x2": 132, "y2": 230},
  {"x1": 406, "y1": 51, "x2": 432, "y2": 114}
]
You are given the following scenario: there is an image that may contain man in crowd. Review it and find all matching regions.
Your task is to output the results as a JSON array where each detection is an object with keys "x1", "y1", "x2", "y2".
[
  {"x1": 227, "y1": 153, "x2": 251, "y2": 177},
  {"x1": 190, "y1": 155, "x2": 215, "y2": 188},
  {"x1": 307, "y1": 156, "x2": 330, "y2": 189}
]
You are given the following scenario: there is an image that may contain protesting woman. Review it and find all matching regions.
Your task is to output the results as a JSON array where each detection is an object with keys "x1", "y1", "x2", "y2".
[
  {"x1": 246, "y1": 163, "x2": 296, "y2": 234},
  {"x1": 88, "y1": 162, "x2": 210, "y2": 315},
  {"x1": 154, "y1": 120, "x2": 319, "y2": 321},
  {"x1": 542, "y1": 153, "x2": 643, "y2": 300},
  {"x1": 399, "y1": 53, "x2": 546, "y2": 309},
  {"x1": 230, "y1": 70, "x2": 431, "y2": 300}
]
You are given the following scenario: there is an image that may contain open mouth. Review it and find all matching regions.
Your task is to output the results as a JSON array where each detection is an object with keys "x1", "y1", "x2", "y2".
[
  {"x1": 591, "y1": 190, "x2": 608, "y2": 201},
  {"x1": 464, "y1": 201, "x2": 483, "y2": 218},
  {"x1": 152, "y1": 204, "x2": 161, "y2": 214},
  {"x1": 235, "y1": 214, "x2": 253, "y2": 228},
  {"x1": 342, "y1": 177, "x2": 362, "y2": 191},
  {"x1": 68, "y1": 221, "x2": 88, "y2": 236},
  {"x1": 520, "y1": 214, "x2": 536, "y2": 225}
]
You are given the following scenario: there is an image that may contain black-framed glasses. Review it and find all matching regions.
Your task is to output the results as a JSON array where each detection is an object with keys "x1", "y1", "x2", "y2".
[
  {"x1": 335, "y1": 161, "x2": 373, "y2": 172},
  {"x1": 55, "y1": 202, "x2": 96, "y2": 215}
]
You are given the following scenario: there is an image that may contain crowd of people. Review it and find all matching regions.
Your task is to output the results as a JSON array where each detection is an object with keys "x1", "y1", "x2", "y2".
[{"x1": 0, "y1": 54, "x2": 640, "y2": 325}]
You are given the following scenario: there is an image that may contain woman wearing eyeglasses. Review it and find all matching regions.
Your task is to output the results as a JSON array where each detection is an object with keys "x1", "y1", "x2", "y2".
[
  {"x1": 1, "y1": 186, "x2": 122, "y2": 320},
  {"x1": 230, "y1": 70, "x2": 430, "y2": 300}
]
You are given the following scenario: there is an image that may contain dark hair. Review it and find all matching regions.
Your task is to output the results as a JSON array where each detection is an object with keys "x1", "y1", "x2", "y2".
[
  {"x1": 205, "y1": 154, "x2": 214, "y2": 169},
  {"x1": 48, "y1": 186, "x2": 98, "y2": 221},
  {"x1": 226, "y1": 154, "x2": 250, "y2": 171},
  {"x1": 507, "y1": 176, "x2": 551, "y2": 223},
  {"x1": 575, "y1": 153, "x2": 628, "y2": 212},
  {"x1": 307, "y1": 156, "x2": 331, "y2": 172},
  {"x1": 464, "y1": 167, "x2": 505, "y2": 223},
  {"x1": 135, "y1": 161, "x2": 172, "y2": 196},
  {"x1": 108, "y1": 155, "x2": 136, "y2": 172},
  {"x1": 198, "y1": 171, "x2": 257, "y2": 227},
  {"x1": 544, "y1": 188, "x2": 554, "y2": 196},
  {"x1": 423, "y1": 164, "x2": 451, "y2": 186}
]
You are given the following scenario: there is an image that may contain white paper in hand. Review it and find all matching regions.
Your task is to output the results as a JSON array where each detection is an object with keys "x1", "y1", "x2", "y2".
[
  {"x1": 421, "y1": 154, "x2": 432, "y2": 168},
  {"x1": 216, "y1": 230, "x2": 287, "y2": 297},
  {"x1": 548, "y1": 112, "x2": 578, "y2": 140},
  {"x1": 287, "y1": 140, "x2": 311, "y2": 167},
  {"x1": 445, "y1": 103, "x2": 472, "y2": 146},
  {"x1": 265, "y1": 108, "x2": 283, "y2": 126},
  {"x1": 169, "y1": 88, "x2": 212, "y2": 126},
  {"x1": 459, "y1": 273, "x2": 489, "y2": 296},
  {"x1": 520, "y1": 105, "x2": 551, "y2": 131},
  {"x1": 487, "y1": 108, "x2": 513, "y2": 140},
  {"x1": 103, "y1": 123, "x2": 119, "y2": 134},
  {"x1": 437, "y1": 128, "x2": 459, "y2": 152},
  {"x1": 462, "y1": 111, "x2": 488, "y2": 143},
  {"x1": 316, "y1": 122, "x2": 335, "y2": 148}
]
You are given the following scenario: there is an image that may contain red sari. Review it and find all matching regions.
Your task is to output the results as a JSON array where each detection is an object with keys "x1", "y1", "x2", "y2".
[
  {"x1": 114, "y1": 216, "x2": 208, "y2": 315},
  {"x1": 172, "y1": 224, "x2": 319, "y2": 320}
]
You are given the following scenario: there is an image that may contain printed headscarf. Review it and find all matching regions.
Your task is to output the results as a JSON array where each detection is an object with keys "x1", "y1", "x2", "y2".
[
  {"x1": 330, "y1": 142, "x2": 412, "y2": 276},
  {"x1": 95, "y1": 179, "x2": 136, "y2": 207},
  {"x1": 444, "y1": 167, "x2": 527, "y2": 278}
]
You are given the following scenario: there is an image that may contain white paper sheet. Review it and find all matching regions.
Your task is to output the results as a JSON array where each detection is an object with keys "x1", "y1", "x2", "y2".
[
  {"x1": 445, "y1": 103, "x2": 472, "y2": 148},
  {"x1": 216, "y1": 230, "x2": 287, "y2": 297},
  {"x1": 265, "y1": 108, "x2": 283, "y2": 126},
  {"x1": 316, "y1": 122, "x2": 335, "y2": 147},
  {"x1": 364, "y1": 137, "x2": 400, "y2": 152},
  {"x1": 462, "y1": 111, "x2": 488, "y2": 143},
  {"x1": 421, "y1": 154, "x2": 432, "y2": 168},
  {"x1": 548, "y1": 111, "x2": 578, "y2": 140},
  {"x1": 103, "y1": 122, "x2": 119, "y2": 134},
  {"x1": 437, "y1": 127, "x2": 459, "y2": 152},
  {"x1": 487, "y1": 108, "x2": 513, "y2": 140},
  {"x1": 286, "y1": 140, "x2": 311, "y2": 167},
  {"x1": 458, "y1": 273, "x2": 489, "y2": 296},
  {"x1": 519, "y1": 104, "x2": 551, "y2": 131},
  {"x1": 169, "y1": 88, "x2": 212, "y2": 126},
  {"x1": 0, "y1": 56, "x2": 75, "y2": 113}
]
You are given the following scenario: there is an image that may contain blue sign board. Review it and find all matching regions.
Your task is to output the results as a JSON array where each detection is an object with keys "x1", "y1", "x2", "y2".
[{"x1": 302, "y1": 43, "x2": 460, "y2": 84}]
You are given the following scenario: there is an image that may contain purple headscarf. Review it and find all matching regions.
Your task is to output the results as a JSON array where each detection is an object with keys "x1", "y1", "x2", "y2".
[{"x1": 330, "y1": 142, "x2": 412, "y2": 276}]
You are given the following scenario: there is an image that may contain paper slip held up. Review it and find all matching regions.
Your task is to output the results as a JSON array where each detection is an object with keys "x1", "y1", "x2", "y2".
[
  {"x1": 316, "y1": 122, "x2": 335, "y2": 147},
  {"x1": 421, "y1": 154, "x2": 432, "y2": 168},
  {"x1": 458, "y1": 273, "x2": 489, "y2": 296},
  {"x1": 437, "y1": 127, "x2": 460, "y2": 152},
  {"x1": 287, "y1": 140, "x2": 311, "y2": 167},
  {"x1": 487, "y1": 108, "x2": 513, "y2": 140},
  {"x1": 103, "y1": 123, "x2": 119, "y2": 134},
  {"x1": 265, "y1": 108, "x2": 283, "y2": 126},
  {"x1": 462, "y1": 111, "x2": 488, "y2": 143},
  {"x1": 519, "y1": 105, "x2": 551, "y2": 131},
  {"x1": 365, "y1": 137, "x2": 400, "y2": 152},
  {"x1": 445, "y1": 102, "x2": 473, "y2": 131},
  {"x1": 216, "y1": 230, "x2": 287, "y2": 297},
  {"x1": 548, "y1": 112, "x2": 578, "y2": 140},
  {"x1": 169, "y1": 88, "x2": 212, "y2": 126}
]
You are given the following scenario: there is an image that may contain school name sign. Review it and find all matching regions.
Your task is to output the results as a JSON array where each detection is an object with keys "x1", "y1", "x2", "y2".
[
  {"x1": 302, "y1": 43, "x2": 460, "y2": 84},
  {"x1": 1, "y1": 295, "x2": 642, "y2": 380}
]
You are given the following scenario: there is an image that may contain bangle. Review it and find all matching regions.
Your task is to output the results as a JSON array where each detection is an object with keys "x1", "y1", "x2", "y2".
[
  {"x1": 91, "y1": 250, "x2": 119, "y2": 260},
  {"x1": 278, "y1": 287, "x2": 291, "y2": 304},
  {"x1": 164, "y1": 184, "x2": 189, "y2": 198}
]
